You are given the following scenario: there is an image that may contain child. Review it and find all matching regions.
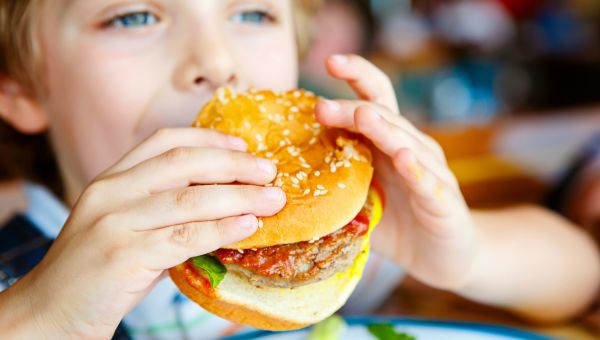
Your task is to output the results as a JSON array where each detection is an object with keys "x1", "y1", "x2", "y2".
[{"x1": 0, "y1": 0, "x2": 598, "y2": 339}]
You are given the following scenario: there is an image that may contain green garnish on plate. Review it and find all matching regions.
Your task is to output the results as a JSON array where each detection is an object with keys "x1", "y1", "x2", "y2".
[{"x1": 367, "y1": 323, "x2": 417, "y2": 340}]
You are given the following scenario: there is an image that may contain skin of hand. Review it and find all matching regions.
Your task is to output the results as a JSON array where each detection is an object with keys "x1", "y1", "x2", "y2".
[
  {"x1": 315, "y1": 54, "x2": 600, "y2": 323},
  {"x1": 0, "y1": 128, "x2": 286, "y2": 339}
]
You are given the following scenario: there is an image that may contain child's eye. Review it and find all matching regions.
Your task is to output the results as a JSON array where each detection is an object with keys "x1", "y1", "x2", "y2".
[
  {"x1": 230, "y1": 10, "x2": 275, "y2": 25},
  {"x1": 107, "y1": 11, "x2": 159, "y2": 28}
]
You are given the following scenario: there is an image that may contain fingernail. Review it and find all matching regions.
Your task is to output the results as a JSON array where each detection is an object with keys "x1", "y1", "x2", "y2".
[
  {"x1": 229, "y1": 137, "x2": 247, "y2": 151},
  {"x1": 237, "y1": 214, "x2": 258, "y2": 230},
  {"x1": 263, "y1": 187, "x2": 284, "y2": 201},
  {"x1": 322, "y1": 100, "x2": 341, "y2": 112},
  {"x1": 331, "y1": 54, "x2": 348, "y2": 65},
  {"x1": 257, "y1": 158, "x2": 276, "y2": 174}
]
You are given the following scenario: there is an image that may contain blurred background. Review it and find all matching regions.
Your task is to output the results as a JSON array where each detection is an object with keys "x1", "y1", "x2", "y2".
[
  {"x1": 299, "y1": 0, "x2": 600, "y2": 210},
  {"x1": 302, "y1": 0, "x2": 600, "y2": 122}
]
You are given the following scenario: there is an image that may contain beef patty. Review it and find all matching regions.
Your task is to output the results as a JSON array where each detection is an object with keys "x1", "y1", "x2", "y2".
[{"x1": 212, "y1": 213, "x2": 370, "y2": 289}]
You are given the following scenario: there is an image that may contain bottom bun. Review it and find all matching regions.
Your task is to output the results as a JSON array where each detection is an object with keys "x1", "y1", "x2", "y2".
[{"x1": 169, "y1": 188, "x2": 383, "y2": 331}]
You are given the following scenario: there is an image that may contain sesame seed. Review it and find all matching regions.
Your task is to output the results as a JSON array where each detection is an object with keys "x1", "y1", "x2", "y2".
[
  {"x1": 344, "y1": 161, "x2": 351, "y2": 168},
  {"x1": 303, "y1": 189, "x2": 311, "y2": 195},
  {"x1": 292, "y1": 183, "x2": 300, "y2": 189},
  {"x1": 237, "y1": 249, "x2": 244, "y2": 254},
  {"x1": 309, "y1": 137, "x2": 318, "y2": 145},
  {"x1": 283, "y1": 173, "x2": 290, "y2": 177},
  {"x1": 288, "y1": 114, "x2": 294, "y2": 120},
  {"x1": 279, "y1": 140, "x2": 286, "y2": 147},
  {"x1": 314, "y1": 171, "x2": 321, "y2": 177},
  {"x1": 255, "y1": 95, "x2": 265, "y2": 101},
  {"x1": 321, "y1": 189, "x2": 328, "y2": 195},
  {"x1": 296, "y1": 173, "x2": 303, "y2": 180},
  {"x1": 258, "y1": 105, "x2": 266, "y2": 113},
  {"x1": 265, "y1": 152, "x2": 274, "y2": 158},
  {"x1": 243, "y1": 121, "x2": 251, "y2": 128},
  {"x1": 291, "y1": 177, "x2": 300, "y2": 184},
  {"x1": 330, "y1": 164, "x2": 337, "y2": 173},
  {"x1": 290, "y1": 106, "x2": 299, "y2": 113},
  {"x1": 258, "y1": 219, "x2": 264, "y2": 228},
  {"x1": 273, "y1": 159, "x2": 279, "y2": 164},
  {"x1": 304, "y1": 123, "x2": 311, "y2": 130},
  {"x1": 313, "y1": 123, "x2": 321, "y2": 129},
  {"x1": 283, "y1": 129, "x2": 290, "y2": 136},
  {"x1": 338, "y1": 182, "x2": 346, "y2": 189},
  {"x1": 293, "y1": 91, "x2": 301, "y2": 98},
  {"x1": 255, "y1": 134, "x2": 263, "y2": 142},
  {"x1": 317, "y1": 184, "x2": 325, "y2": 190},
  {"x1": 325, "y1": 156, "x2": 332, "y2": 164},
  {"x1": 335, "y1": 161, "x2": 344, "y2": 168},
  {"x1": 299, "y1": 171, "x2": 308, "y2": 178},
  {"x1": 299, "y1": 156, "x2": 306, "y2": 163},
  {"x1": 301, "y1": 163, "x2": 311, "y2": 169}
]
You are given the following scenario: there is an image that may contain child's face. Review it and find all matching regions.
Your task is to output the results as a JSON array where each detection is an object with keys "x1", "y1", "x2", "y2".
[{"x1": 37, "y1": 0, "x2": 298, "y2": 199}]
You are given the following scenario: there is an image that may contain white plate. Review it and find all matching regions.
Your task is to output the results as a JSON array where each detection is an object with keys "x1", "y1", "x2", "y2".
[{"x1": 223, "y1": 317, "x2": 554, "y2": 340}]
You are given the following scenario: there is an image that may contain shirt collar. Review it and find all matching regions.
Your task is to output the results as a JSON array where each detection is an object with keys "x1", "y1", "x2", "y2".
[{"x1": 23, "y1": 182, "x2": 69, "y2": 239}]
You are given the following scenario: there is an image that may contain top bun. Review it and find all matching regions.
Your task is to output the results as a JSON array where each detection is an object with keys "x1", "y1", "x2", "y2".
[{"x1": 194, "y1": 88, "x2": 373, "y2": 249}]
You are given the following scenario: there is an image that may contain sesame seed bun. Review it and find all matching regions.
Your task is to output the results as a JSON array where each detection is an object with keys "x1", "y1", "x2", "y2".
[{"x1": 193, "y1": 87, "x2": 374, "y2": 249}]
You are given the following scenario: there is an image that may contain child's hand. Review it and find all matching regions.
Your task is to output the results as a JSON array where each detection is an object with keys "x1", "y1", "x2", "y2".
[
  {"x1": 315, "y1": 55, "x2": 477, "y2": 290},
  {"x1": 7, "y1": 128, "x2": 285, "y2": 338}
]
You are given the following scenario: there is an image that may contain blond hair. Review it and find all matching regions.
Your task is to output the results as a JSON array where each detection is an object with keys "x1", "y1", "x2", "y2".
[{"x1": 0, "y1": 0, "x2": 40, "y2": 96}]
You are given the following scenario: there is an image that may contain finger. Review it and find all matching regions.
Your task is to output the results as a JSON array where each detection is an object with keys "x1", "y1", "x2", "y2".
[
  {"x1": 326, "y1": 54, "x2": 399, "y2": 112},
  {"x1": 393, "y1": 149, "x2": 464, "y2": 223},
  {"x1": 351, "y1": 105, "x2": 450, "y2": 172},
  {"x1": 315, "y1": 99, "x2": 446, "y2": 163},
  {"x1": 106, "y1": 128, "x2": 247, "y2": 175},
  {"x1": 142, "y1": 215, "x2": 258, "y2": 269},
  {"x1": 121, "y1": 147, "x2": 277, "y2": 193},
  {"x1": 316, "y1": 99, "x2": 409, "y2": 133},
  {"x1": 109, "y1": 184, "x2": 285, "y2": 231}
]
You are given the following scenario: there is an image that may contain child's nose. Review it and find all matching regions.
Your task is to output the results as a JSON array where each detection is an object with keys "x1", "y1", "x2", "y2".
[{"x1": 175, "y1": 38, "x2": 238, "y2": 93}]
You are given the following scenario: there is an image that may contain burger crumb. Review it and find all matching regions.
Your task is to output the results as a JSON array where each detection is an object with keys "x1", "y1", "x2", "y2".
[{"x1": 258, "y1": 219, "x2": 264, "y2": 229}]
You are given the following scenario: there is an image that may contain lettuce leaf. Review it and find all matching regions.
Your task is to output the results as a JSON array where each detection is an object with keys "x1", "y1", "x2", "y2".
[{"x1": 191, "y1": 255, "x2": 227, "y2": 288}]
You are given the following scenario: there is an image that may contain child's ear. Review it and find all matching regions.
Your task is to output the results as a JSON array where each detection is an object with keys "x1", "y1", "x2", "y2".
[{"x1": 0, "y1": 75, "x2": 48, "y2": 134}]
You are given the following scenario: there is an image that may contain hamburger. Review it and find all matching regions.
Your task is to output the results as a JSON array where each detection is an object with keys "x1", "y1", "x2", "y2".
[{"x1": 169, "y1": 87, "x2": 384, "y2": 331}]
